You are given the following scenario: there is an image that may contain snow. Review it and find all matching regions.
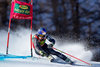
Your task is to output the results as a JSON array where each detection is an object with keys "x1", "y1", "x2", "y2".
[
  {"x1": 0, "y1": 58, "x2": 100, "y2": 67},
  {"x1": 0, "y1": 28, "x2": 100, "y2": 67}
]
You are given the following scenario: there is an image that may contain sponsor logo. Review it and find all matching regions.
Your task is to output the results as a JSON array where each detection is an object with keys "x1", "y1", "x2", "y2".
[{"x1": 19, "y1": 5, "x2": 28, "y2": 9}]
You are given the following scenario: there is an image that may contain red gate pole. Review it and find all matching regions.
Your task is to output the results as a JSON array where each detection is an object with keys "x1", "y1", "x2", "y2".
[
  {"x1": 30, "y1": 0, "x2": 33, "y2": 57},
  {"x1": 31, "y1": 0, "x2": 33, "y2": 4},
  {"x1": 30, "y1": 18, "x2": 33, "y2": 57},
  {"x1": 6, "y1": 18, "x2": 11, "y2": 55},
  {"x1": 6, "y1": 0, "x2": 14, "y2": 55}
]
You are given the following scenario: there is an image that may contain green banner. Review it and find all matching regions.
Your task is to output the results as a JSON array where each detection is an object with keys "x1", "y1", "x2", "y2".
[{"x1": 14, "y1": 3, "x2": 30, "y2": 15}]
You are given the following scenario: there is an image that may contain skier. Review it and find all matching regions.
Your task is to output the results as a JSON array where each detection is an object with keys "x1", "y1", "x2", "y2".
[{"x1": 32, "y1": 27, "x2": 74, "y2": 64}]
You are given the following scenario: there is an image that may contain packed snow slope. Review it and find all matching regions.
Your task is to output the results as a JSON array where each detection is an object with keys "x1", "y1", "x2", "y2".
[{"x1": 0, "y1": 28, "x2": 100, "y2": 67}]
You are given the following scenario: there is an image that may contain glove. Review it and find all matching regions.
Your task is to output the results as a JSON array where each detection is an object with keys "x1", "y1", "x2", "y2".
[
  {"x1": 39, "y1": 51, "x2": 47, "y2": 57},
  {"x1": 48, "y1": 44, "x2": 54, "y2": 48}
]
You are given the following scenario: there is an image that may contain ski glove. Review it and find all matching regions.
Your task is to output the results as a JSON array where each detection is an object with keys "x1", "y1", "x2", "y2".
[{"x1": 39, "y1": 51, "x2": 47, "y2": 57}]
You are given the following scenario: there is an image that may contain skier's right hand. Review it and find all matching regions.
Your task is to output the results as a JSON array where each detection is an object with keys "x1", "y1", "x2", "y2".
[{"x1": 39, "y1": 51, "x2": 47, "y2": 57}]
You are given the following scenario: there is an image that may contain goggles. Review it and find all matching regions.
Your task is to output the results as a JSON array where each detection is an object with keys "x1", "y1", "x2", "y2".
[
  {"x1": 42, "y1": 31, "x2": 46, "y2": 35},
  {"x1": 39, "y1": 34, "x2": 45, "y2": 37}
]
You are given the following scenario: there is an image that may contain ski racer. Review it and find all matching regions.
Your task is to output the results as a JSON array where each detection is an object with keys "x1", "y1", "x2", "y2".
[{"x1": 32, "y1": 27, "x2": 74, "y2": 64}]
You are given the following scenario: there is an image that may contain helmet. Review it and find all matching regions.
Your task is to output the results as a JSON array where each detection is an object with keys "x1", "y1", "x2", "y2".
[{"x1": 38, "y1": 28, "x2": 47, "y2": 36}]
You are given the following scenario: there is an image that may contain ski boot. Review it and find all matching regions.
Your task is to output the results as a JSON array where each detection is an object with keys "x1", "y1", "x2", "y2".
[
  {"x1": 65, "y1": 58, "x2": 74, "y2": 65},
  {"x1": 68, "y1": 60, "x2": 74, "y2": 65},
  {"x1": 47, "y1": 55, "x2": 55, "y2": 62}
]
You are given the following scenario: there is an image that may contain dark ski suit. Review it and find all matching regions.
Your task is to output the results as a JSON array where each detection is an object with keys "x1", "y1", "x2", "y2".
[{"x1": 32, "y1": 34, "x2": 70, "y2": 62}]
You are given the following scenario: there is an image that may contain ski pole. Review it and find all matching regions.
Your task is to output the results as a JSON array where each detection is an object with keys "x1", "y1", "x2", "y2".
[{"x1": 53, "y1": 47, "x2": 91, "y2": 66}]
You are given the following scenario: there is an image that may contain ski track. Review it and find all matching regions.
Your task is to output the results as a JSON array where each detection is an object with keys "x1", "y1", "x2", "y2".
[
  {"x1": 0, "y1": 58, "x2": 100, "y2": 67},
  {"x1": 0, "y1": 29, "x2": 100, "y2": 67}
]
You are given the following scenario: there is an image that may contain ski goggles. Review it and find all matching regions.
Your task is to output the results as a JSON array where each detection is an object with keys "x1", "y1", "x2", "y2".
[
  {"x1": 39, "y1": 34, "x2": 45, "y2": 37},
  {"x1": 42, "y1": 31, "x2": 46, "y2": 35}
]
